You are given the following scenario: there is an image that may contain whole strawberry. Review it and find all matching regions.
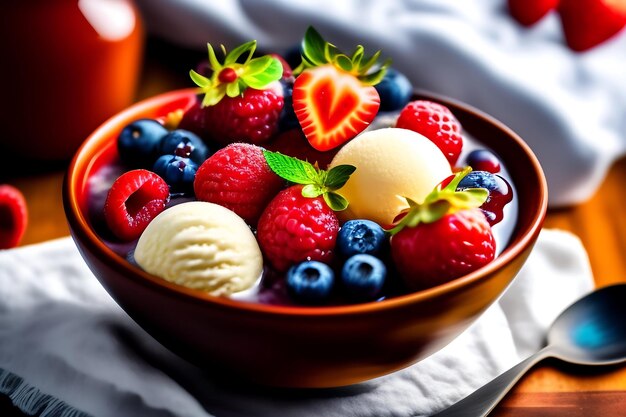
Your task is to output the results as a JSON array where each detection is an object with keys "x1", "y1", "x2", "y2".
[
  {"x1": 390, "y1": 168, "x2": 495, "y2": 290},
  {"x1": 396, "y1": 100, "x2": 463, "y2": 166},
  {"x1": 179, "y1": 41, "x2": 284, "y2": 145},
  {"x1": 257, "y1": 151, "x2": 356, "y2": 271},
  {"x1": 194, "y1": 143, "x2": 284, "y2": 226}
]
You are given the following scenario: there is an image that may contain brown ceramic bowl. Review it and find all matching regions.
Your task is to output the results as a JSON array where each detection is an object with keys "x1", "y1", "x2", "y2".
[{"x1": 64, "y1": 88, "x2": 547, "y2": 388}]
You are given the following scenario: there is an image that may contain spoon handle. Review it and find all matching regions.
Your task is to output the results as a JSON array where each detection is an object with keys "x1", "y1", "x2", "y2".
[{"x1": 431, "y1": 346, "x2": 553, "y2": 417}]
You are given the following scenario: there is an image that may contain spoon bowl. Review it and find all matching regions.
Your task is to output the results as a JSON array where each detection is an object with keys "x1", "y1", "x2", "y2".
[
  {"x1": 434, "y1": 283, "x2": 626, "y2": 417},
  {"x1": 548, "y1": 283, "x2": 626, "y2": 366}
]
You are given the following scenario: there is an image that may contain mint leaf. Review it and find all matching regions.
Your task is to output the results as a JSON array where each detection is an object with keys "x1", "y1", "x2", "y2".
[
  {"x1": 301, "y1": 184, "x2": 324, "y2": 198},
  {"x1": 324, "y1": 164, "x2": 356, "y2": 190},
  {"x1": 263, "y1": 150, "x2": 319, "y2": 185},
  {"x1": 323, "y1": 192, "x2": 349, "y2": 211}
]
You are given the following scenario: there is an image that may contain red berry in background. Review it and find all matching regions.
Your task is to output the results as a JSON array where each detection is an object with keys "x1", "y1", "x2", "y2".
[
  {"x1": 257, "y1": 185, "x2": 339, "y2": 272},
  {"x1": 391, "y1": 209, "x2": 495, "y2": 290},
  {"x1": 104, "y1": 170, "x2": 170, "y2": 241},
  {"x1": 194, "y1": 143, "x2": 285, "y2": 226},
  {"x1": 558, "y1": 0, "x2": 626, "y2": 52},
  {"x1": 508, "y1": 0, "x2": 559, "y2": 26},
  {"x1": 0, "y1": 185, "x2": 28, "y2": 249},
  {"x1": 396, "y1": 100, "x2": 463, "y2": 166}
]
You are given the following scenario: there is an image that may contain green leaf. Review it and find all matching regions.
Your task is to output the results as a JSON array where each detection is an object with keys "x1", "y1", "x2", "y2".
[
  {"x1": 421, "y1": 200, "x2": 451, "y2": 223},
  {"x1": 201, "y1": 85, "x2": 226, "y2": 107},
  {"x1": 324, "y1": 164, "x2": 356, "y2": 190},
  {"x1": 189, "y1": 70, "x2": 210, "y2": 88},
  {"x1": 243, "y1": 56, "x2": 273, "y2": 76},
  {"x1": 241, "y1": 58, "x2": 283, "y2": 89},
  {"x1": 323, "y1": 192, "x2": 349, "y2": 211},
  {"x1": 351, "y1": 45, "x2": 364, "y2": 67},
  {"x1": 302, "y1": 184, "x2": 324, "y2": 198},
  {"x1": 359, "y1": 66, "x2": 388, "y2": 86},
  {"x1": 302, "y1": 26, "x2": 328, "y2": 66},
  {"x1": 207, "y1": 43, "x2": 222, "y2": 72},
  {"x1": 360, "y1": 50, "x2": 382, "y2": 72},
  {"x1": 225, "y1": 81, "x2": 241, "y2": 97},
  {"x1": 224, "y1": 40, "x2": 256, "y2": 65},
  {"x1": 334, "y1": 54, "x2": 353, "y2": 72},
  {"x1": 263, "y1": 150, "x2": 320, "y2": 185}
]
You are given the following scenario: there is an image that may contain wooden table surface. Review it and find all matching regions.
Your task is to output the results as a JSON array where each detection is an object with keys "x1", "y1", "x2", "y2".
[{"x1": 2, "y1": 39, "x2": 625, "y2": 416}]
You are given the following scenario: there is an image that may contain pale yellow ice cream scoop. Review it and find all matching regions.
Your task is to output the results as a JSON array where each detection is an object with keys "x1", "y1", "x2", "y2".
[
  {"x1": 329, "y1": 128, "x2": 452, "y2": 226},
  {"x1": 134, "y1": 201, "x2": 263, "y2": 296}
]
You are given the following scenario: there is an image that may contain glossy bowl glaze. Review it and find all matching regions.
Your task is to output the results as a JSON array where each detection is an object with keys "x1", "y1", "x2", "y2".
[{"x1": 64, "y1": 89, "x2": 547, "y2": 388}]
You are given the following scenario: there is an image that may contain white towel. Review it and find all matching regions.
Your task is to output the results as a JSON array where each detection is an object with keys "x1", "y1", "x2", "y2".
[
  {"x1": 0, "y1": 230, "x2": 594, "y2": 416},
  {"x1": 133, "y1": 0, "x2": 626, "y2": 207}
]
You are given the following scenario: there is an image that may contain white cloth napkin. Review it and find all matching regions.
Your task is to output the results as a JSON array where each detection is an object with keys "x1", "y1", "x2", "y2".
[
  {"x1": 0, "y1": 230, "x2": 593, "y2": 416},
  {"x1": 134, "y1": 0, "x2": 626, "y2": 207}
]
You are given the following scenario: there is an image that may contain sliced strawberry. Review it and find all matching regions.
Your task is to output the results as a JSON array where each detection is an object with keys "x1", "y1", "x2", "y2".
[
  {"x1": 558, "y1": 0, "x2": 626, "y2": 52},
  {"x1": 104, "y1": 170, "x2": 170, "y2": 241},
  {"x1": 508, "y1": 0, "x2": 559, "y2": 26},
  {"x1": 0, "y1": 185, "x2": 28, "y2": 249},
  {"x1": 293, "y1": 65, "x2": 380, "y2": 151}
]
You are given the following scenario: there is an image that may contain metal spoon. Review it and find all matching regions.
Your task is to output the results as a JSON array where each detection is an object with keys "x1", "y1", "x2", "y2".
[{"x1": 432, "y1": 283, "x2": 626, "y2": 417}]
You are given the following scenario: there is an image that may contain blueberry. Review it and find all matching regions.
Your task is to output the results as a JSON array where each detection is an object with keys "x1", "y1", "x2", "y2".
[
  {"x1": 457, "y1": 171, "x2": 513, "y2": 225},
  {"x1": 337, "y1": 220, "x2": 387, "y2": 256},
  {"x1": 153, "y1": 155, "x2": 198, "y2": 193},
  {"x1": 159, "y1": 129, "x2": 209, "y2": 165},
  {"x1": 286, "y1": 261, "x2": 334, "y2": 304},
  {"x1": 278, "y1": 78, "x2": 299, "y2": 132},
  {"x1": 282, "y1": 44, "x2": 303, "y2": 70},
  {"x1": 117, "y1": 119, "x2": 168, "y2": 168},
  {"x1": 375, "y1": 68, "x2": 413, "y2": 112},
  {"x1": 341, "y1": 254, "x2": 386, "y2": 301},
  {"x1": 466, "y1": 149, "x2": 501, "y2": 173}
]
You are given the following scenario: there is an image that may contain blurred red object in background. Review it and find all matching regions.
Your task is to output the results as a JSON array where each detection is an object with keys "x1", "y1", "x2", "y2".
[
  {"x1": 0, "y1": 185, "x2": 27, "y2": 249},
  {"x1": 0, "y1": 0, "x2": 144, "y2": 161}
]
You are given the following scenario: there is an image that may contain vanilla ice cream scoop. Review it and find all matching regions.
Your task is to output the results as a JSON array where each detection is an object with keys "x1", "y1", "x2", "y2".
[
  {"x1": 329, "y1": 128, "x2": 452, "y2": 226},
  {"x1": 134, "y1": 201, "x2": 263, "y2": 296}
]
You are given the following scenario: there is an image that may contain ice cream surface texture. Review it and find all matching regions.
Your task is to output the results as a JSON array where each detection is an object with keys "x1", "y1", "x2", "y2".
[
  {"x1": 134, "y1": 201, "x2": 263, "y2": 296},
  {"x1": 329, "y1": 128, "x2": 452, "y2": 226}
]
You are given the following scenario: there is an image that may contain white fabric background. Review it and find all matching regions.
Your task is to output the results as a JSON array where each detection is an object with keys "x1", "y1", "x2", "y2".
[
  {"x1": 134, "y1": 0, "x2": 626, "y2": 207},
  {"x1": 0, "y1": 230, "x2": 594, "y2": 416}
]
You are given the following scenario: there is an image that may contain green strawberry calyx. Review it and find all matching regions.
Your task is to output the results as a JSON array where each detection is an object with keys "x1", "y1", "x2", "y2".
[
  {"x1": 388, "y1": 167, "x2": 489, "y2": 235},
  {"x1": 189, "y1": 40, "x2": 283, "y2": 107},
  {"x1": 294, "y1": 26, "x2": 391, "y2": 86},
  {"x1": 263, "y1": 150, "x2": 355, "y2": 211}
]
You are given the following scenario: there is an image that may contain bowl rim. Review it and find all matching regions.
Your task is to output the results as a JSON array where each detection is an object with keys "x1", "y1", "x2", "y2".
[{"x1": 64, "y1": 88, "x2": 547, "y2": 317}]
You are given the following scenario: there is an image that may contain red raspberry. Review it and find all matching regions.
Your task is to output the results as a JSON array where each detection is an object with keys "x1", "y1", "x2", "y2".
[
  {"x1": 396, "y1": 100, "x2": 463, "y2": 166},
  {"x1": 257, "y1": 185, "x2": 339, "y2": 272},
  {"x1": 391, "y1": 208, "x2": 495, "y2": 290},
  {"x1": 194, "y1": 143, "x2": 284, "y2": 226},
  {"x1": 179, "y1": 87, "x2": 284, "y2": 146},
  {"x1": 0, "y1": 185, "x2": 28, "y2": 249},
  {"x1": 104, "y1": 169, "x2": 170, "y2": 241}
]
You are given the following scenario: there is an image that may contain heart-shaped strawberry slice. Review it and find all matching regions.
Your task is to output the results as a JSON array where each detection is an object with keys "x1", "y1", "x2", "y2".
[
  {"x1": 558, "y1": 0, "x2": 626, "y2": 52},
  {"x1": 293, "y1": 65, "x2": 380, "y2": 151},
  {"x1": 0, "y1": 185, "x2": 28, "y2": 249}
]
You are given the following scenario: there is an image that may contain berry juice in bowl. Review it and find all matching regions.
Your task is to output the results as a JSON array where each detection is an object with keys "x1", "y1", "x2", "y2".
[{"x1": 65, "y1": 27, "x2": 545, "y2": 387}]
